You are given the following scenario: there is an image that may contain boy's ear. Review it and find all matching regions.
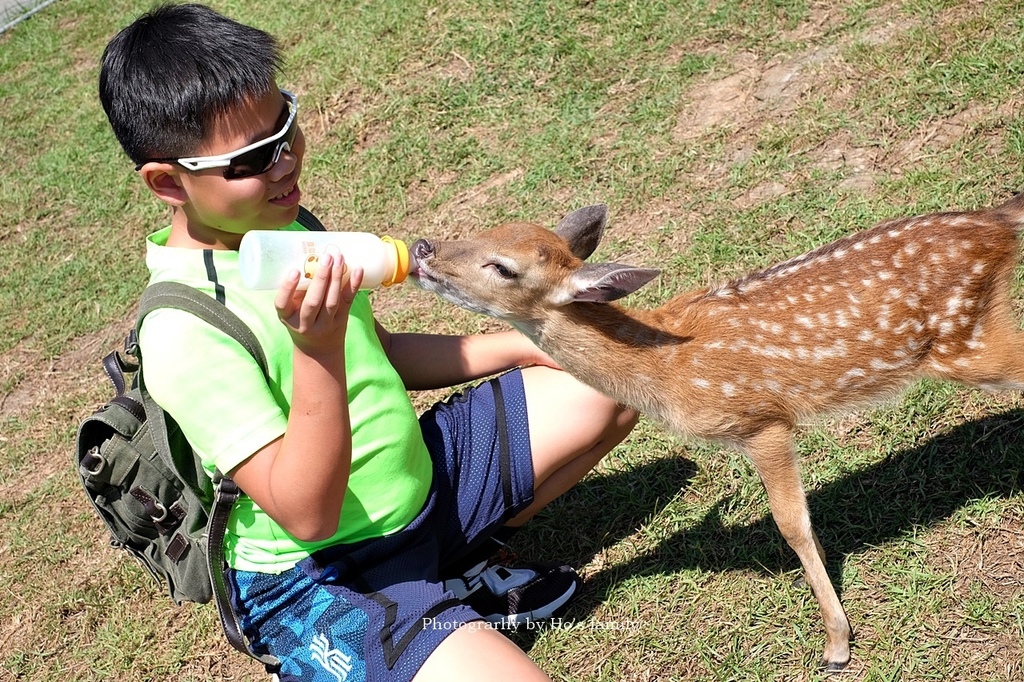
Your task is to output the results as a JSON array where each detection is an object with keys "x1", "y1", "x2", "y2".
[{"x1": 138, "y1": 162, "x2": 187, "y2": 207}]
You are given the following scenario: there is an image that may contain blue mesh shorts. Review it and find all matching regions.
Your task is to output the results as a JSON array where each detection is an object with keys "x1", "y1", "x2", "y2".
[{"x1": 228, "y1": 370, "x2": 535, "y2": 682}]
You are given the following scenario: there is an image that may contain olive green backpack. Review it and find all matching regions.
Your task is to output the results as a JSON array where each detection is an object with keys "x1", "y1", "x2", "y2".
[{"x1": 75, "y1": 206, "x2": 325, "y2": 669}]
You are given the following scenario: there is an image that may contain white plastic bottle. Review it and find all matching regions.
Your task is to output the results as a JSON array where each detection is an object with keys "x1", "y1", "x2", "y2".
[{"x1": 238, "y1": 230, "x2": 416, "y2": 290}]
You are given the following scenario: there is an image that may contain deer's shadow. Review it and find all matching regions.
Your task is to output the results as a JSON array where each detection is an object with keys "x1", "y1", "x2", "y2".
[{"x1": 508, "y1": 408, "x2": 1024, "y2": 646}]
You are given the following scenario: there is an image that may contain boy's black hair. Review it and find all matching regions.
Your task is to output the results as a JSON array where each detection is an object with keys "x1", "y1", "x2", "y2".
[{"x1": 99, "y1": 3, "x2": 283, "y2": 166}]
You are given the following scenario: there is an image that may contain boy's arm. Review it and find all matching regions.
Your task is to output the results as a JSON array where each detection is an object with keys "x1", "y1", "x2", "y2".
[
  {"x1": 229, "y1": 251, "x2": 359, "y2": 542},
  {"x1": 376, "y1": 323, "x2": 558, "y2": 390}
]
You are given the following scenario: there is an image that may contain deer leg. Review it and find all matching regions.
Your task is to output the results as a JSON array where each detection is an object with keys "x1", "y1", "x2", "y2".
[{"x1": 744, "y1": 423, "x2": 852, "y2": 671}]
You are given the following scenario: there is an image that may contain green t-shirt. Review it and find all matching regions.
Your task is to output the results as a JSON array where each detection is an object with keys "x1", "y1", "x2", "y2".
[{"x1": 139, "y1": 223, "x2": 432, "y2": 573}]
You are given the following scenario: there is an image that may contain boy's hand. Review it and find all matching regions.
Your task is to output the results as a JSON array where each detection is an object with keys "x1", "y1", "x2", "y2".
[
  {"x1": 523, "y1": 344, "x2": 562, "y2": 371},
  {"x1": 274, "y1": 246, "x2": 363, "y2": 357}
]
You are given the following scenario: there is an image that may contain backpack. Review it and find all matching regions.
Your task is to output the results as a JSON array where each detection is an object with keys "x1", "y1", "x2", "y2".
[{"x1": 75, "y1": 207, "x2": 326, "y2": 668}]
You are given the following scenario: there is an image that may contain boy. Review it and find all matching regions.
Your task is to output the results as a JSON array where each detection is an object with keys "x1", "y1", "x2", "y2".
[{"x1": 99, "y1": 3, "x2": 636, "y2": 681}]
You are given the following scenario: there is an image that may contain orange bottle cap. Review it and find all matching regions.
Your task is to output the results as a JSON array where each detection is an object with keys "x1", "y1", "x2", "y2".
[{"x1": 380, "y1": 236, "x2": 410, "y2": 286}]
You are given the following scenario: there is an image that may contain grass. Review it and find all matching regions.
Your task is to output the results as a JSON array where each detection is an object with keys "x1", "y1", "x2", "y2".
[{"x1": 2, "y1": 0, "x2": 1023, "y2": 679}]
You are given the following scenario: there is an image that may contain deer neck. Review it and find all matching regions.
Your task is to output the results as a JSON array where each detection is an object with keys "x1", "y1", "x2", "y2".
[{"x1": 513, "y1": 301, "x2": 692, "y2": 411}]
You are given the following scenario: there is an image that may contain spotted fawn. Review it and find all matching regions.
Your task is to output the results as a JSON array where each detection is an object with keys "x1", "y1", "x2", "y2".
[{"x1": 409, "y1": 193, "x2": 1024, "y2": 670}]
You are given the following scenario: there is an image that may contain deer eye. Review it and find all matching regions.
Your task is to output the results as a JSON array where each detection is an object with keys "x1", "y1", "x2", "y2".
[{"x1": 487, "y1": 262, "x2": 517, "y2": 280}]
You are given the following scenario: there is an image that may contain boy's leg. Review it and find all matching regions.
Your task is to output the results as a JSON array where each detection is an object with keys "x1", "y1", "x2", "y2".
[
  {"x1": 413, "y1": 623, "x2": 550, "y2": 682},
  {"x1": 440, "y1": 366, "x2": 635, "y2": 624},
  {"x1": 511, "y1": 365, "x2": 638, "y2": 526}
]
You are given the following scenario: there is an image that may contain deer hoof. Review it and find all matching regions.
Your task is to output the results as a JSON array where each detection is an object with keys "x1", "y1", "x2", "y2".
[{"x1": 820, "y1": 660, "x2": 849, "y2": 673}]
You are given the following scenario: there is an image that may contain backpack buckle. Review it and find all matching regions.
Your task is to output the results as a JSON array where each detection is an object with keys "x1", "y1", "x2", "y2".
[
  {"x1": 82, "y1": 446, "x2": 105, "y2": 476},
  {"x1": 123, "y1": 328, "x2": 140, "y2": 358}
]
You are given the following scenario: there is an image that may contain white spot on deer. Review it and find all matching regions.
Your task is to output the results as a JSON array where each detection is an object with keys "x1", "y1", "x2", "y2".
[
  {"x1": 906, "y1": 337, "x2": 926, "y2": 352},
  {"x1": 839, "y1": 367, "x2": 866, "y2": 385},
  {"x1": 722, "y1": 382, "x2": 737, "y2": 397},
  {"x1": 813, "y1": 346, "x2": 837, "y2": 362},
  {"x1": 692, "y1": 378, "x2": 710, "y2": 389},
  {"x1": 760, "y1": 345, "x2": 794, "y2": 361},
  {"x1": 877, "y1": 304, "x2": 892, "y2": 330},
  {"x1": 965, "y1": 322, "x2": 985, "y2": 350},
  {"x1": 878, "y1": 271, "x2": 893, "y2": 281},
  {"x1": 835, "y1": 310, "x2": 850, "y2": 328},
  {"x1": 938, "y1": 320, "x2": 954, "y2": 336},
  {"x1": 893, "y1": 319, "x2": 925, "y2": 335},
  {"x1": 786, "y1": 295, "x2": 799, "y2": 306},
  {"x1": 858, "y1": 329, "x2": 874, "y2": 343},
  {"x1": 972, "y1": 261, "x2": 986, "y2": 275},
  {"x1": 904, "y1": 242, "x2": 919, "y2": 256},
  {"x1": 854, "y1": 241, "x2": 866, "y2": 251},
  {"x1": 945, "y1": 295, "x2": 963, "y2": 316},
  {"x1": 832, "y1": 249, "x2": 848, "y2": 260},
  {"x1": 935, "y1": 343, "x2": 951, "y2": 354},
  {"x1": 862, "y1": 278, "x2": 874, "y2": 287},
  {"x1": 954, "y1": 358, "x2": 972, "y2": 368},
  {"x1": 795, "y1": 315, "x2": 815, "y2": 329},
  {"x1": 869, "y1": 356, "x2": 914, "y2": 371},
  {"x1": 869, "y1": 235, "x2": 882, "y2": 245}
]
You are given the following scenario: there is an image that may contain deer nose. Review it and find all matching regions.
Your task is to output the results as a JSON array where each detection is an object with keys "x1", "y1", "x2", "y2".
[{"x1": 412, "y1": 239, "x2": 435, "y2": 262}]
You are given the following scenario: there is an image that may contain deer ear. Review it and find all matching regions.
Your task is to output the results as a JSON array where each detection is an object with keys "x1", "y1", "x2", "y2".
[
  {"x1": 557, "y1": 263, "x2": 660, "y2": 304},
  {"x1": 554, "y1": 204, "x2": 607, "y2": 260}
]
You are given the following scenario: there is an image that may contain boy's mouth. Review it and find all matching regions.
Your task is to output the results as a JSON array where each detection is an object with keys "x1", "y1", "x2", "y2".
[{"x1": 270, "y1": 183, "x2": 300, "y2": 206}]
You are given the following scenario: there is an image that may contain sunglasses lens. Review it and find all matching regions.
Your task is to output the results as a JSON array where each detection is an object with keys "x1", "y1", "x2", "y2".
[
  {"x1": 223, "y1": 108, "x2": 298, "y2": 179},
  {"x1": 223, "y1": 146, "x2": 275, "y2": 179}
]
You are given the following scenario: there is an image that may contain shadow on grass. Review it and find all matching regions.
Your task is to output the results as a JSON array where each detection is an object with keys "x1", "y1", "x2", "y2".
[{"x1": 509, "y1": 407, "x2": 1024, "y2": 644}]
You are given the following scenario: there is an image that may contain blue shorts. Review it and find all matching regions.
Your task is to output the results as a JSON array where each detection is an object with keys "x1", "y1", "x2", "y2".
[{"x1": 228, "y1": 370, "x2": 535, "y2": 682}]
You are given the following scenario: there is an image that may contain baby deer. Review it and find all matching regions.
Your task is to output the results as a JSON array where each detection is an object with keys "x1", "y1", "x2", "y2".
[{"x1": 410, "y1": 193, "x2": 1024, "y2": 670}]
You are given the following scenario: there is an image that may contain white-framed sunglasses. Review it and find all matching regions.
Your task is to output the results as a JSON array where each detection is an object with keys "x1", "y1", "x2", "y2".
[{"x1": 137, "y1": 89, "x2": 298, "y2": 179}]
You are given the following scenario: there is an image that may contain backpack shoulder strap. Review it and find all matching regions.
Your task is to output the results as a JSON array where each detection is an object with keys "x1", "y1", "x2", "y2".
[
  {"x1": 134, "y1": 280, "x2": 277, "y2": 669},
  {"x1": 296, "y1": 205, "x2": 326, "y2": 232},
  {"x1": 137, "y1": 281, "x2": 268, "y2": 377}
]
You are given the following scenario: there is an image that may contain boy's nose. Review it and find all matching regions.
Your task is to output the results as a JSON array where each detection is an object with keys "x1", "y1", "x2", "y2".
[{"x1": 268, "y1": 141, "x2": 300, "y2": 180}]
